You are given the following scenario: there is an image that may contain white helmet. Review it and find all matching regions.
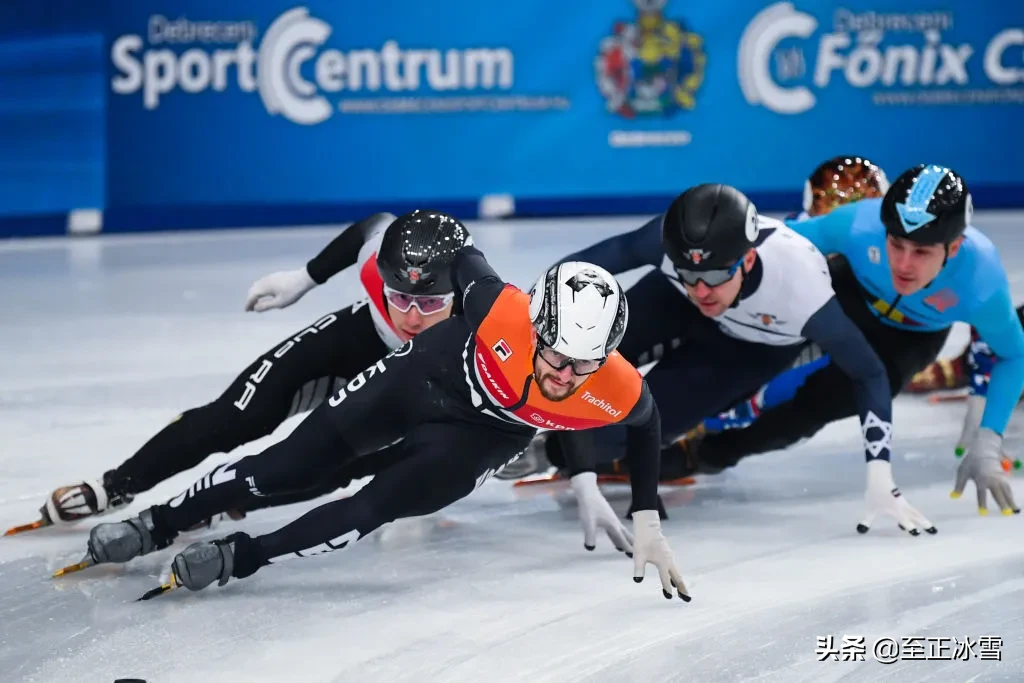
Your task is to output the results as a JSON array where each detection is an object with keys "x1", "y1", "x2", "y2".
[{"x1": 528, "y1": 262, "x2": 628, "y2": 360}]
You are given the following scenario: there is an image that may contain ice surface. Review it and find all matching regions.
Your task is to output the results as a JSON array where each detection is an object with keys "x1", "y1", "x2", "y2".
[{"x1": 0, "y1": 213, "x2": 1022, "y2": 683}]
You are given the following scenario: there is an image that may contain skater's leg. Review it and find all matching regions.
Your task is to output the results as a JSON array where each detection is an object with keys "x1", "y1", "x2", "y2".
[
  {"x1": 239, "y1": 440, "x2": 413, "y2": 512},
  {"x1": 175, "y1": 422, "x2": 533, "y2": 588},
  {"x1": 113, "y1": 304, "x2": 386, "y2": 495},
  {"x1": 86, "y1": 340, "x2": 421, "y2": 565},
  {"x1": 36, "y1": 304, "x2": 389, "y2": 531}
]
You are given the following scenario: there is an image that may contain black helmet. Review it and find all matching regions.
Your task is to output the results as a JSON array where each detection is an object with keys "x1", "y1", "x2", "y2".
[
  {"x1": 881, "y1": 164, "x2": 972, "y2": 245},
  {"x1": 377, "y1": 210, "x2": 470, "y2": 295},
  {"x1": 662, "y1": 184, "x2": 759, "y2": 277}
]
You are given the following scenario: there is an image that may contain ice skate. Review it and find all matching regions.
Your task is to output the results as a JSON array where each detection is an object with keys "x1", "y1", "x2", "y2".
[
  {"x1": 656, "y1": 424, "x2": 722, "y2": 480},
  {"x1": 173, "y1": 537, "x2": 237, "y2": 591},
  {"x1": 6, "y1": 470, "x2": 135, "y2": 536},
  {"x1": 906, "y1": 356, "x2": 967, "y2": 393},
  {"x1": 89, "y1": 508, "x2": 173, "y2": 564},
  {"x1": 53, "y1": 509, "x2": 173, "y2": 579},
  {"x1": 138, "y1": 536, "x2": 239, "y2": 601},
  {"x1": 584, "y1": 427, "x2": 704, "y2": 493}
]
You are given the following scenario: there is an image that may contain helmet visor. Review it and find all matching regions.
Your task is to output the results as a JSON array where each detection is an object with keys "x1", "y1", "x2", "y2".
[
  {"x1": 383, "y1": 286, "x2": 454, "y2": 315},
  {"x1": 674, "y1": 258, "x2": 743, "y2": 287},
  {"x1": 536, "y1": 339, "x2": 605, "y2": 376}
]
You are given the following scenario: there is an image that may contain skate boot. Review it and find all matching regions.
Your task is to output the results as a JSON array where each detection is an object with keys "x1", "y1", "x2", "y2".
[
  {"x1": 666, "y1": 424, "x2": 728, "y2": 477},
  {"x1": 495, "y1": 435, "x2": 553, "y2": 480},
  {"x1": 906, "y1": 356, "x2": 967, "y2": 393},
  {"x1": 590, "y1": 425, "x2": 706, "y2": 487},
  {"x1": 171, "y1": 536, "x2": 238, "y2": 591},
  {"x1": 44, "y1": 470, "x2": 135, "y2": 525},
  {"x1": 137, "y1": 533, "x2": 261, "y2": 600},
  {"x1": 7, "y1": 470, "x2": 137, "y2": 536},
  {"x1": 87, "y1": 508, "x2": 173, "y2": 565}
]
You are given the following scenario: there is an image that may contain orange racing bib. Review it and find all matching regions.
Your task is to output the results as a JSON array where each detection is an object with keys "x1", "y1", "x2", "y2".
[{"x1": 470, "y1": 286, "x2": 642, "y2": 431}]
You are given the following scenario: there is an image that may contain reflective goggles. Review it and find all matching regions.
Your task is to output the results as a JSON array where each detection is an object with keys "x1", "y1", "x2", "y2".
[
  {"x1": 383, "y1": 286, "x2": 454, "y2": 315},
  {"x1": 536, "y1": 339, "x2": 605, "y2": 376},
  {"x1": 674, "y1": 258, "x2": 743, "y2": 287}
]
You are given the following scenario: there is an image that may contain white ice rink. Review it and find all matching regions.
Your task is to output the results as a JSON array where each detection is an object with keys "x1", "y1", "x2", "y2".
[{"x1": 1, "y1": 214, "x2": 1022, "y2": 682}]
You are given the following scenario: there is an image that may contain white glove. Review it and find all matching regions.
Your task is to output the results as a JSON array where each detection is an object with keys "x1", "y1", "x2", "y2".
[
  {"x1": 570, "y1": 472, "x2": 633, "y2": 555},
  {"x1": 952, "y1": 426, "x2": 1020, "y2": 515},
  {"x1": 857, "y1": 459, "x2": 937, "y2": 536},
  {"x1": 955, "y1": 394, "x2": 986, "y2": 457},
  {"x1": 245, "y1": 267, "x2": 318, "y2": 312},
  {"x1": 631, "y1": 509, "x2": 690, "y2": 601}
]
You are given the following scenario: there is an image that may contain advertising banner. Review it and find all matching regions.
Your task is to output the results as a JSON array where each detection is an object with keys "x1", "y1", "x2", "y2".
[{"x1": 97, "y1": 0, "x2": 1024, "y2": 226}]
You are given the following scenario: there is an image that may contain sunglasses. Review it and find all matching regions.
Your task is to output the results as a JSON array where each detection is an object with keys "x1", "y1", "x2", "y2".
[
  {"x1": 674, "y1": 258, "x2": 743, "y2": 287},
  {"x1": 383, "y1": 286, "x2": 454, "y2": 315},
  {"x1": 536, "y1": 339, "x2": 605, "y2": 376}
]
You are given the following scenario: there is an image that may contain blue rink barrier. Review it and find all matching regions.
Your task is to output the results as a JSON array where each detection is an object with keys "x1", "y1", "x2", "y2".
[
  {"x1": 6, "y1": 182, "x2": 1022, "y2": 240},
  {"x1": 0, "y1": 0, "x2": 1022, "y2": 237},
  {"x1": 92, "y1": 184, "x2": 1024, "y2": 234}
]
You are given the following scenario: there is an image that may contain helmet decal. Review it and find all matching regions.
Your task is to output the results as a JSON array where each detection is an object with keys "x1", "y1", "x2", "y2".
[
  {"x1": 895, "y1": 165, "x2": 947, "y2": 233},
  {"x1": 881, "y1": 164, "x2": 970, "y2": 245},
  {"x1": 744, "y1": 203, "x2": 759, "y2": 242},
  {"x1": 565, "y1": 269, "x2": 615, "y2": 298},
  {"x1": 685, "y1": 248, "x2": 711, "y2": 264}
]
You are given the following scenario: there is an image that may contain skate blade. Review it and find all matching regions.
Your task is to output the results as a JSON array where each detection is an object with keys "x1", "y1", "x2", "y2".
[
  {"x1": 928, "y1": 391, "x2": 969, "y2": 404},
  {"x1": 594, "y1": 475, "x2": 697, "y2": 486},
  {"x1": 674, "y1": 424, "x2": 706, "y2": 446},
  {"x1": 52, "y1": 555, "x2": 96, "y2": 578},
  {"x1": 4, "y1": 518, "x2": 51, "y2": 536},
  {"x1": 512, "y1": 473, "x2": 565, "y2": 487},
  {"x1": 137, "y1": 572, "x2": 180, "y2": 601}
]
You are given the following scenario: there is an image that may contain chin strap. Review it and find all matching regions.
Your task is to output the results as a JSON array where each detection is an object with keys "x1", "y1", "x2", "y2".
[
  {"x1": 923, "y1": 241, "x2": 953, "y2": 290},
  {"x1": 728, "y1": 266, "x2": 746, "y2": 309},
  {"x1": 729, "y1": 255, "x2": 761, "y2": 309}
]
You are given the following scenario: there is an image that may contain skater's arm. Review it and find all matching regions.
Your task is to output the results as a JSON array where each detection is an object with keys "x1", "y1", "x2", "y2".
[
  {"x1": 554, "y1": 430, "x2": 599, "y2": 477},
  {"x1": 965, "y1": 305, "x2": 1024, "y2": 399},
  {"x1": 801, "y1": 297, "x2": 893, "y2": 462},
  {"x1": 558, "y1": 215, "x2": 666, "y2": 275},
  {"x1": 969, "y1": 286, "x2": 1024, "y2": 435},
  {"x1": 784, "y1": 201, "x2": 857, "y2": 256},
  {"x1": 246, "y1": 212, "x2": 395, "y2": 312},
  {"x1": 621, "y1": 383, "x2": 662, "y2": 512},
  {"x1": 451, "y1": 245, "x2": 508, "y2": 326},
  {"x1": 306, "y1": 212, "x2": 395, "y2": 284},
  {"x1": 556, "y1": 383, "x2": 661, "y2": 512}
]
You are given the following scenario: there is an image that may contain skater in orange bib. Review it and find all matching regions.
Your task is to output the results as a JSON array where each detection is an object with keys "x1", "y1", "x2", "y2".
[{"x1": 470, "y1": 284, "x2": 641, "y2": 432}]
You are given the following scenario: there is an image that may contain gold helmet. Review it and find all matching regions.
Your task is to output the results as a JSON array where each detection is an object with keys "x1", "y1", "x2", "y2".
[{"x1": 803, "y1": 156, "x2": 890, "y2": 217}]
